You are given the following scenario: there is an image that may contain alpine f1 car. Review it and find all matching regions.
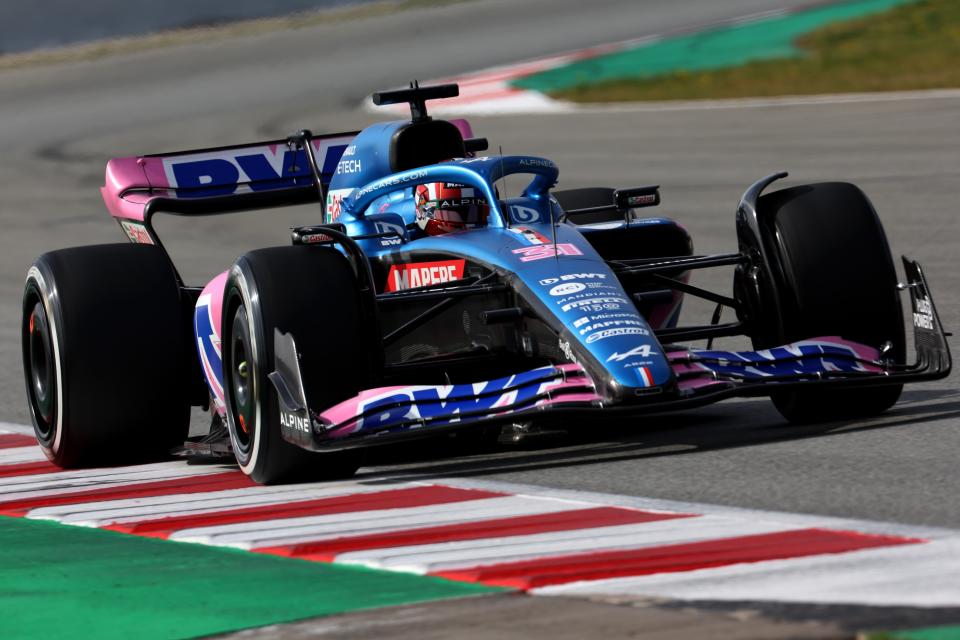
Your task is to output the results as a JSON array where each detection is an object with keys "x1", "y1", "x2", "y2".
[{"x1": 22, "y1": 83, "x2": 951, "y2": 483}]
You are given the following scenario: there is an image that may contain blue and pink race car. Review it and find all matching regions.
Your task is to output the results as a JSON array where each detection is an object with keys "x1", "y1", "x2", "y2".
[{"x1": 22, "y1": 83, "x2": 951, "y2": 483}]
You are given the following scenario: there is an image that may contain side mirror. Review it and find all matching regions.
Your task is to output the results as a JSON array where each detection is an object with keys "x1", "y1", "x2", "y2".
[{"x1": 464, "y1": 137, "x2": 489, "y2": 153}]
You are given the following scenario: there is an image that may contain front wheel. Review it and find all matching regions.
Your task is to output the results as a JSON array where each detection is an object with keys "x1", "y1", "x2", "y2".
[
  {"x1": 222, "y1": 246, "x2": 373, "y2": 484},
  {"x1": 752, "y1": 182, "x2": 905, "y2": 423}
]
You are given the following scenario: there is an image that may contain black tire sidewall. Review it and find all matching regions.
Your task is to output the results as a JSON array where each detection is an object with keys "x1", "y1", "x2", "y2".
[
  {"x1": 223, "y1": 247, "x2": 371, "y2": 484},
  {"x1": 754, "y1": 183, "x2": 905, "y2": 421},
  {"x1": 22, "y1": 244, "x2": 190, "y2": 466}
]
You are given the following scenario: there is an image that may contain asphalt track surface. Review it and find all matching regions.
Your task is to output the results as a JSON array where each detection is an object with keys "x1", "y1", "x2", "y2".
[{"x1": 1, "y1": 0, "x2": 958, "y2": 567}]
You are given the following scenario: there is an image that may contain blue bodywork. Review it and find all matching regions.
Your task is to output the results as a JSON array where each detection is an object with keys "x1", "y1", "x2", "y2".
[
  {"x1": 324, "y1": 145, "x2": 674, "y2": 401},
  {"x1": 179, "y1": 113, "x2": 943, "y2": 444}
]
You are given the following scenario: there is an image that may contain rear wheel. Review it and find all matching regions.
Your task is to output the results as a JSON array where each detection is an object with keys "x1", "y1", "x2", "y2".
[
  {"x1": 22, "y1": 244, "x2": 191, "y2": 467},
  {"x1": 222, "y1": 246, "x2": 372, "y2": 484},
  {"x1": 753, "y1": 182, "x2": 905, "y2": 423}
]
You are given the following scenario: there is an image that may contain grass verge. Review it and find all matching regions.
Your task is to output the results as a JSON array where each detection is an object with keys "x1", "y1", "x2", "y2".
[{"x1": 554, "y1": 0, "x2": 959, "y2": 103}]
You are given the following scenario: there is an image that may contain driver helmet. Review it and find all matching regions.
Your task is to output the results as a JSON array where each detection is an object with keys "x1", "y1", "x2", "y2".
[{"x1": 415, "y1": 182, "x2": 490, "y2": 236}]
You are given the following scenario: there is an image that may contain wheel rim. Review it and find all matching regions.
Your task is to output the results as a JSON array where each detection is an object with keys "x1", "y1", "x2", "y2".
[
  {"x1": 26, "y1": 299, "x2": 55, "y2": 437},
  {"x1": 229, "y1": 305, "x2": 255, "y2": 454}
]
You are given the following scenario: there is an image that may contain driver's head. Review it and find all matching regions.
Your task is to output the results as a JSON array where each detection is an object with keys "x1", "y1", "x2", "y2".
[{"x1": 415, "y1": 182, "x2": 490, "y2": 236}]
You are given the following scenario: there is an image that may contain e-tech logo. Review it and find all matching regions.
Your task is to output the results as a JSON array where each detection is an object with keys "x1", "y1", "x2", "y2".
[
  {"x1": 386, "y1": 260, "x2": 466, "y2": 292},
  {"x1": 163, "y1": 139, "x2": 351, "y2": 198}
]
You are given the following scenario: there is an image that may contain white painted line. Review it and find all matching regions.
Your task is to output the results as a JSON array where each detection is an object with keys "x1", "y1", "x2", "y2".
[
  {"x1": 0, "y1": 462, "x2": 231, "y2": 497},
  {"x1": 28, "y1": 481, "x2": 390, "y2": 525},
  {"x1": 172, "y1": 495, "x2": 589, "y2": 549},
  {"x1": 0, "y1": 446, "x2": 47, "y2": 465},
  {"x1": 535, "y1": 539, "x2": 960, "y2": 608},
  {"x1": 338, "y1": 516, "x2": 796, "y2": 574},
  {"x1": 440, "y1": 477, "x2": 960, "y2": 542},
  {"x1": 0, "y1": 422, "x2": 35, "y2": 436}
]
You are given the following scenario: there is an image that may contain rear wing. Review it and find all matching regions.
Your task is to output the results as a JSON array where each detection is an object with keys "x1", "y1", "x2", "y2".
[{"x1": 101, "y1": 130, "x2": 357, "y2": 226}]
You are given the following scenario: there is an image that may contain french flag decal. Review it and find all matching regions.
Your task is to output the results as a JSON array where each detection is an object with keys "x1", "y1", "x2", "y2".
[{"x1": 635, "y1": 367, "x2": 654, "y2": 387}]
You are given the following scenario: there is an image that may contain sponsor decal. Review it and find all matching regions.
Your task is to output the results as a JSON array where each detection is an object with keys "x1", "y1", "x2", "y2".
[
  {"x1": 385, "y1": 259, "x2": 466, "y2": 292},
  {"x1": 336, "y1": 159, "x2": 362, "y2": 174},
  {"x1": 194, "y1": 294, "x2": 224, "y2": 409},
  {"x1": 374, "y1": 221, "x2": 405, "y2": 247},
  {"x1": 577, "y1": 319, "x2": 648, "y2": 336},
  {"x1": 163, "y1": 138, "x2": 351, "y2": 198},
  {"x1": 549, "y1": 282, "x2": 586, "y2": 296},
  {"x1": 913, "y1": 297, "x2": 934, "y2": 330},
  {"x1": 607, "y1": 344, "x2": 658, "y2": 362},
  {"x1": 573, "y1": 317, "x2": 590, "y2": 328},
  {"x1": 509, "y1": 204, "x2": 542, "y2": 223},
  {"x1": 280, "y1": 411, "x2": 310, "y2": 433},
  {"x1": 358, "y1": 366, "x2": 555, "y2": 428},
  {"x1": 554, "y1": 291, "x2": 609, "y2": 304},
  {"x1": 508, "y1": 226, "x2": 551, "y2": 245},
  {"x1": 326, "y1": 188, "x2": 352, "y2": 223},
  {"x1": 558, "y1": 339, "x2": 578, "y2": 364},
  {"x1": 353, "y1": 170, "x2": 428, "y2": 200},
  {"x1": 519, "y1": 157, "x2": 556, "y2": 169},
  {"x1": 299, "y1": 233, "x2": 333, "y2": 244},
  {"x1": 560, "y1": 296, "x2": 628, "y2": 313},
  {"x1": 693, "y1": 343, "x2": 876, "y2": 376},
  {"x1": 512, "y1": 243, "x2": 583, "y2": 262},
  {"x1": 625, "y1": 193, "x2": 658, "y2": 207},
  {"x1": 585, "y1": 312, "x2": 641, "y2": 322},
  {"x1": 585, "y1": 327, "x2": 649, "y2": 344},
  {"x1": 539, "y1": 273, "x2": 607, "y2": 285},
  {"x1": 435, "y1": 197, "x2": 485, "y2": 208},
  {"x1": 119, "y1": 220, "x2": 154, "y2": 245}
]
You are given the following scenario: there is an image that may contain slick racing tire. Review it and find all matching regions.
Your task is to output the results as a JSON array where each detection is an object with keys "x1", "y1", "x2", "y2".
[
  {"x1": 222, "y1": 246, "x2": 370, "y2": 484},
  {"x1": 22, "y1": 244, "x2": 191, "y2": 467},
  {"x1": 754, "y1": 182, "x2": 905, "y2": 423}
]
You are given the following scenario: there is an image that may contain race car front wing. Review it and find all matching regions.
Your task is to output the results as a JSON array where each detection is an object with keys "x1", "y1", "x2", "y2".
[{"x1": 269, "y1": 257, "x2": 950, "y2": 452}]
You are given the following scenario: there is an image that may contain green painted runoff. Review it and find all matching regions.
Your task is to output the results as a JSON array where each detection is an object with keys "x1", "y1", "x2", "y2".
[
  {"x1": 513, "y1": 0, "x2": 918, "y2": 94},
  {"x1": 0, "y1": 517, "x2": 502, "y2": 640}
]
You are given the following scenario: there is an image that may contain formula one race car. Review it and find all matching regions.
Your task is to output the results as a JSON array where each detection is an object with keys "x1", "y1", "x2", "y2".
[{"x1": 22, "y1": 83, "x2": 951, "y2": 483}]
